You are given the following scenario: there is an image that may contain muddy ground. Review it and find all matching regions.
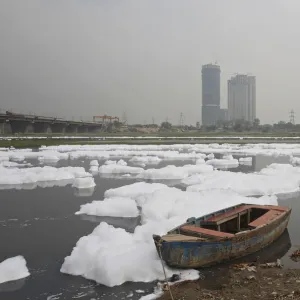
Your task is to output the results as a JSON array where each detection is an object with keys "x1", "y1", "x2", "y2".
[{"x1": 158, "y1": 265, "x2": 300, "y2": 300}]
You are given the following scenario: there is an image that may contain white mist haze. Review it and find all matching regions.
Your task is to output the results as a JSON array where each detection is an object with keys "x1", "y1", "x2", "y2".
[{"x1": 0, "y1": 0, "x2": 300, "y2": 124}]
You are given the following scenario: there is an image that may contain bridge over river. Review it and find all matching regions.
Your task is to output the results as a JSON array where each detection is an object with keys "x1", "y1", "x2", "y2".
[{"x1": 0, "y1": 112, "x2": 103, "y2": 134}]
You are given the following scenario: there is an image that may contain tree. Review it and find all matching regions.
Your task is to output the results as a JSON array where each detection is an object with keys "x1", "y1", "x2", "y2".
[
  {"x1": 113, "y1": 120, "x2": 122, "y2": 128},
  {"x1": 233, "y1": 122, "x2": 243, "y2": 132},
  {"x1": 107, "y1": 123, "x2": 113, "y2": 133},
  {"x1": 160, "y1": 122, "x2": 172, "y2": 130},
  {"x1": 253, "y1": 118, "x2": 260, "y2": 128},
  {"x1": 206, "y1": 125, "x2": 217, "y2": 131},
  {"x1": 262, "y1": 124, "x2": 272, "y2": 132}
]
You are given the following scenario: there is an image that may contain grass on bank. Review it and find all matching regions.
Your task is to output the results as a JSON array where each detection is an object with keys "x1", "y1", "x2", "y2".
[
  {"x1": 2, "y1": 137, "x2": 300, "y2": 148},
  {"x1": 2, "y1": 131, "x2": 300, "y2": 137}
]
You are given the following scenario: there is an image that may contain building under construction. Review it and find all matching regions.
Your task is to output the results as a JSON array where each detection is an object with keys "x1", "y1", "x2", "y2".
[{"x1": 93, "y1": 115, "x2": 120, "y2": 131}]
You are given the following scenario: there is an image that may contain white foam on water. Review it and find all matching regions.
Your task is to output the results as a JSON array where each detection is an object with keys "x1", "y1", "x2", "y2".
[
  {"x1": 0, "y1": 256, "x2": 30, "y2": 284},
  {"x1": 139, "y1": 269, "x2": 200, "y2": 300},
  {"x1": 117, "y1": 159, "x2": 127, "y2": 166},
  {"x1": 76, "y1": 197, "x2": 139, "y2": 218},
  {"x1": 89, "y1": 160, "x2": 99, "y2": 166},
  {"x1": 32, "y1": 143, "x2": 300, "y2": 162},
  {"x1": 206, "y1": 158, "x2": 239, "y2": 169},
  {"x1": 27, "y1": 142, "x2": 300, "y2": 158},
  {"x1": 186, "y1": 163, "x2": 300, "y2": 196},
  {"x1": 137, "y1": 188, "x2": 277, "y2": 225},
  {"x1": 290, "y1": 156, "x2": 300, "y2": 166},
  {"x1": 0, "y1": 152, "x2": 9, "y2": 162},
  {"x1": 0, "y1": 166, "x2": 92, "y2": 190},
  {"x1": 69, "y1": 151, "x2": 110, "y2": 160},
  {"x1": 9, "y1": 154, "x2": 25, "y2": 162},
  {"x1": 10, "y1": 150, "x2": 68, "y2": 163},
  {"x1": 72, "y1": 177, "x2": 96, "y2": 189},
  {"x1": 89, "y1": 166, "x2": 99, "y2": 175},
  {"x1": 104, "y1": 160, "x2": 117, "y2": 165},
  {"x1": 239, "y1": 156, "x2": 252, "y2": 162},
  {"x1": 38, "y1": 155, "x2": 60, "y2": 164},
  {"x1": 46, "y1": 293, "x2": 62, "y2": 300},
  {"x1": 0, "y1": 161, "x2": 32, "y2": 168},
  {"x1": 129, "y1": 156, "x2": 162, "y2": 165},
  {"x1": 137, "y1": 165, "x2": 188, "y2": 180},
  {"x1": 181, "y1": 174, "x2": 205, "y2": 186},
  {"x1": 137, "y1": 164, "x2": 213, "y2": 180},
  {"x1": 61, "y1": 184, "x2": 277, "y2": 287},
  {"x1": 195, "y1": 158, "x2": 205, "y2": 164},
  {"x1": 206, "y1": 153, "x2": 215, "y2": 159},
  {"x1": 105, "y1": 182, "x2": 169, "y2": 199},
  {"x1": 99, "y1": 164, "x2": 143, "y2": 174}
]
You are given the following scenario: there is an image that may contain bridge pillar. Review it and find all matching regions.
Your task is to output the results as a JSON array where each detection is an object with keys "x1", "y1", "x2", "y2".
[
  {"x1": 65, "y1": 124, "x2": 78, "y2": 134},
  {"x1": 92, "y1": 127, "x2": 103, "y2": 133},
  {"x1": 25, "y1": 123, "x2": 34, "y2": 134},
  {"x1": 51, "y1": 123, "x2": 66, "y2": 134},
  {"x1": 33, "y1": 122, "x2": 52, "y2": 134},
  {"x1": 78, "y1": 126, "x2": 89, "y2": 134},
  {"x1": 10, "y1": 121, "x2": 33, "y2": 134},
  {"x1": 0, "y1": 122, "x2": 12, "y2": 134}
]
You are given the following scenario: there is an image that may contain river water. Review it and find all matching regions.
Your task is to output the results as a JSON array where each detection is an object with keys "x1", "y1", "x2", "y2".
[{"x1": 0, "y1": 154, "x2": 299, "y2": 300}]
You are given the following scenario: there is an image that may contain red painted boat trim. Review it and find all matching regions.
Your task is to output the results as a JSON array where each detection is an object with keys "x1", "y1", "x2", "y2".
[{"x1": 181, "y1": 225, "x2": 235, "y2": 238}]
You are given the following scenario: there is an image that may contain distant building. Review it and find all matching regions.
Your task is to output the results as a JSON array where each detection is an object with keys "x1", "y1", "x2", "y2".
[
  {"x1": 201, "y1": 64, "x2": 221, "y2": 125},
  {"x1": 219, "y1": 108, "x2": 228, "y2": 122},
  {"x1": 228, "y1": 74, "x2": 256, "y2": 122}
]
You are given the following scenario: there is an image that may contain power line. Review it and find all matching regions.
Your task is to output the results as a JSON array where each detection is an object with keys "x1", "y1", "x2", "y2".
[
  {"x1": 179, "y1": 112, "x2": 185, "y2": 127},
  {"x1": 122, "y1": 111, "x2": 127, "y2": 124},
  {"x1": 289, "y1": 109, "x2": 295, "y2": 124}
]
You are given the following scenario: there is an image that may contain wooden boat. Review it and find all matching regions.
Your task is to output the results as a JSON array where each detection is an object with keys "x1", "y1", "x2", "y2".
[{"x1": 153, "y1": 203, "x2": 291, "y2": 268}]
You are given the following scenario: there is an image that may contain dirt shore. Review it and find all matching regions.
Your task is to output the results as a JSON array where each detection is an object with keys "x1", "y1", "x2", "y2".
[{"x1": 158, "y1": 265, "x2": 300, "y2": 300}]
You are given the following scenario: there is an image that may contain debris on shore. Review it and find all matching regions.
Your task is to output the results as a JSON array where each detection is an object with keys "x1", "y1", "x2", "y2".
[
  {"x1": 157, "y1": 262, "x2": 300, "y2": 300},
  {"x1": 290, "y1": 249, "x2": 300, "y2": 262}
]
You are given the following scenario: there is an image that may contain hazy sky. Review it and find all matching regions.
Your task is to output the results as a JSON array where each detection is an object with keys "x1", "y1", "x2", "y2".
[{"x1": 1, "y1": 0, "x2": 300, "y2": 125}]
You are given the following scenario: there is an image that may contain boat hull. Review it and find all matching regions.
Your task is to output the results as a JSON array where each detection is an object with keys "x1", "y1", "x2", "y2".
[{"x1": 156, "y1": 209, "x2": 291, "y2": 268}]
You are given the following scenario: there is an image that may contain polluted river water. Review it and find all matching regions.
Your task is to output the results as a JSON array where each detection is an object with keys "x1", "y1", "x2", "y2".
[{"x1": 0, "y1": 143, "x2": 300, "y2": 300}]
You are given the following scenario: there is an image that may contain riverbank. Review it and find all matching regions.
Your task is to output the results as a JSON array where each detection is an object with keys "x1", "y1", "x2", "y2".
[
  {"x1": 1, "y1": 135, "x2": 300, "y2": 148},
  {"x1": 158, "y1": 265, "x2": 300, "y2": 300}
]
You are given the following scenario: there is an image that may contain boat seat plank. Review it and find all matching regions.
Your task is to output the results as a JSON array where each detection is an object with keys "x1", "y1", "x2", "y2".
[
  {"x1": 250, "y1": 205, "x2": 289, "y2": 212},
  {"x1": 202, "y1": 205, "x2": 250, "y2": 224},
  {"x1": 181, "y1": 225, "x2": 234, "y2": 238},
  {"x1": 161, "y1": 234, "x2": 206, "y2": 242},
  {"x1": 248, "y1": 210, "x2": 283, "y2": 228}
]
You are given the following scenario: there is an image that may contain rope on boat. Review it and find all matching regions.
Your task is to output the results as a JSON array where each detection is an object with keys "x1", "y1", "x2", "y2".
[{"x1": 157, "y1": 240, "x2": 175, "y2": 300}]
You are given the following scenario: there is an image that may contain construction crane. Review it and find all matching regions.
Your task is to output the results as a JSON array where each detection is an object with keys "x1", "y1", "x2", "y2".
[{"x1": 93, "y1": 115, "x2": 120, "y2": 123}]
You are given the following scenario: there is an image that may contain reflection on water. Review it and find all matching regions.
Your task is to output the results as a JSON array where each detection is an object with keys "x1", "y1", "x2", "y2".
[
  {"x1": 277, "y1": 190, "x2": 300, "y2": 201},
  {"x1": 0, "y1": 179, "x2": 74, "y2": 191},
  {"x1": 73, "y1": 187, "x2": 95, "y2": 197},
  {"x1": 0, "y1": 278, "x2": 26, "y2": 293},
  {"x1": 232, "y1": 229, "x2": 291, "y2": 264},
  {"x1": 79, "y1": 214, "x2": 140, "y2": 233}
]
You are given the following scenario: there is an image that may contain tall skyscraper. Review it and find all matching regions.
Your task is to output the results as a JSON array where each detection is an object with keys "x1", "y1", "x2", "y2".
[
  {"x1": 228, "y1": 74, "x2": 256, "y2": 122},
  {"x1": 201, "y1": 64, "x2": 221, "y2": 126}
]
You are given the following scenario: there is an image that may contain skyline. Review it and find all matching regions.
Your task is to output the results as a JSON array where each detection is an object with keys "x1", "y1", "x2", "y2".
[{"x1": 1, "y1": 1, "x2": 300, "y2": 125}]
